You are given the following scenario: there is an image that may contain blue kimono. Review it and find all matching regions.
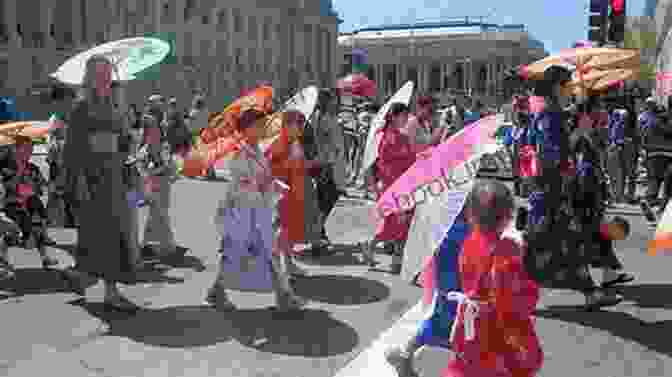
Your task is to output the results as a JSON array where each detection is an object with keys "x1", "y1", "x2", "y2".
[{"x1": 414, "y1": 217, "x2": 471, "y2": 349}]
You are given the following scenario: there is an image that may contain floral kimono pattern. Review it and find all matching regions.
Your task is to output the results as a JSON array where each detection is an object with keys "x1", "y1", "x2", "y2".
[{"x1": 443, "y1": 231, "x2": 543, "y2": 377}]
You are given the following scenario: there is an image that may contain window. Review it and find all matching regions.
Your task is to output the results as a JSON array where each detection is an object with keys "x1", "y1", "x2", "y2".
[
  {"x1": 202, "y1": 15, "x2": 210, "y2": 24},
  {"x1": 217, "y1": 10, "x2": 227, "y2": 31},
  {"x1": 430, "y1": 64, "x2": 441, "y2": 92},
  {"x1": 235, "y1": 47, "x2": 242, "y2": 69},
  {"x1": 233, "y1": 9, "x2": 242, "y2": 33},
  {"x1": 31, "y1": 56, "x2": 42, "y2": 80},
  {"x1": 263, "y1": 18, "x2": 270, "y2": 40},
  {"x1": 80, "y1": 0, "x2": 87, "y2": 42},
  {"x1": 16, "y1": 23, "x2": 22, "y2": 37},
  {"x1": 201, "y1": 40, "x2": 211, "y2": 58},
  {"x1": 184, "y1": 0, "x2": 196, "y2": 21},
  {"x1": 31, "y1": 31, "x2": 44, "y2": 48},
  {"x1": 96, "y1": 31, "x2": 106, "y2": 44},
  {"x1": 248, "y1": 16, "x2": 257, "y2": 40}
]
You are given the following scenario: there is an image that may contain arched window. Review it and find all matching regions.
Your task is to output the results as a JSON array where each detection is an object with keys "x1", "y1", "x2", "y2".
[
  {"x1": 478, "y1": 66, "x2": 487, "y2": 93},
  {"x1": 454, "y1": 66, "x2": 464, "y2": 90},
  {"x1": 429, "y1": 64, "x2": 441, "y2": 92},
  {"x1": 367, "y1": 66, "x2": 375, "y2": 81}
]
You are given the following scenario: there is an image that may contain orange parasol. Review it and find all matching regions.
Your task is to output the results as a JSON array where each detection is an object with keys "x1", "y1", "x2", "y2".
[
  {"x1": 0, "y1": 121, "x2": 57, "y2": 143},
  {"x1": 521, "y1": 48, "x2": 640, "y2": 81},
  {"x1": 562, "y1": 67, "x2": 640, "y2": 97},
  {"x1": 181, "y1": 85, "x2": 274, "y2": 177}
]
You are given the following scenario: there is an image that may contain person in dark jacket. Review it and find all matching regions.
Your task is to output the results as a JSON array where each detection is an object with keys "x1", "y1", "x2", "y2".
[{"x1": 641, "y1": 103, "x2": 672, "y2": 216}]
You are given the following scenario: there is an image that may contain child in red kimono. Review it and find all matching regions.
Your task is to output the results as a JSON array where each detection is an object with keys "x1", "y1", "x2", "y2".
[{"x1": 444, "y1": 179, "x2": 543, "y2": 377}]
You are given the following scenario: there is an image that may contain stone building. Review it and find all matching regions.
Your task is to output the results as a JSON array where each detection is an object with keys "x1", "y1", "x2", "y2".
[
  {"x1": 0, "y1": 0, "x2": 340, "y2": 118},
  {"x1": 337, "y1": 18, "x2": 547, "y2": 106}
]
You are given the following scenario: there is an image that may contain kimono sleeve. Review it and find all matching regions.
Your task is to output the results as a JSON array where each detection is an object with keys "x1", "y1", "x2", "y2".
[
  {"x1": 492, "y1": 240, "x2": 540, "y2": 349},
  {"x1": 378, "y1": 129, "x2": 412, "y2": 162}
]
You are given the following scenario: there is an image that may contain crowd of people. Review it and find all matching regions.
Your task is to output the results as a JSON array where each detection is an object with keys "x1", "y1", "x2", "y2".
[{"x1": 0, "y1": 54, "x2": 664, "y2": 376}]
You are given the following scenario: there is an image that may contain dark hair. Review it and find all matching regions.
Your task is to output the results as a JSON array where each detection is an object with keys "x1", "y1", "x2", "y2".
[
  {"x1": 417, "y1": 95, "x2": 434, "y2": 107},
  {"x1": 611, "y1": 216, "x2": 630, "y2": 236},
  {"x1": 239, "y1": 109, "x2": 263, "y2": 130},
  {"x1": 573, "y1": 135, "x2": 598, "y2": 162},
  {"x1": 466, "y1": 179, "x2": 514, "y2": 231},
  {"x1": 384, "y1": 102, "x2": 409, "y2": 123}
]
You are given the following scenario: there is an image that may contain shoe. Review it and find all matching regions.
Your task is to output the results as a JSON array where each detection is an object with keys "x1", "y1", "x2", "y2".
[
  {"x1": 103, "y1": 296, "x2": 141, "y2": 313},
  {"x1": 601, "y1": 273, "x2": 635, "y2": 288},
  {"x1": 585, "y1": 290, "x2": 623, "y2": 311},
  {"x1": 640, "y1": 201, "x2": 658, "y2": 223},
  {"x1": 360, "y1": 242, "x2": 377, "y2": 267},
  {"x1": 41, "y1": 255, "x2": 59, "y2": 269},
  {"x1": 141, "y1": 245, "x2": 159, "y2": 260},
  {"x1": 384, "y1": 347, "x2": 418, "y2": 377},
  {"x1": 60, "y1": 268, "x2": 86, "y2": 296},
  {"x1": 0, "y1": 258, "x2": 14, "y2": 280},
  {"x1": 42, "y1": 235, "x2": 57, "y2": 246},
  {"x1": 287, "y1": 259, "x2": 309, "y2": 278},
  {"x1": 205, "y1": 287, "x2": 236, "y2": 311},
  {"x1": 276, "y1": 294, "x2": 307, "y2": 311}
]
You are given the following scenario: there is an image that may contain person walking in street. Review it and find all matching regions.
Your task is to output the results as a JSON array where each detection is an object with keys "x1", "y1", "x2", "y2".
[
  {"x1": 386, "y1": 209, "x2": 471, "y2": 377},
  {"x1": 206, "y1": 109, "x2": 307, "y2": 311},
  {"x1": 362, "y1": 103, "x2": 428, "y2": 273},
  {"x1": 443, "y1": 179, "x2": 543, "y2": 377},
  {"x1": 310, "y1": 89, "x2": 347, "y2": 253},
  {"x1": 1, "y1": 137, "x2": 58, "y2": 268},
  {"x1": 139, "y1": 131, "x2": 187, "y2": 259},
  {"x1": 641, "y1": 100, "x2": 672, "y2": 221},
  {"x1": 606, "y1": 107, "x2": 629, "y2": 205},
  {"x1": 61, "y1": 55, "x2": 142, "y2": 312}
]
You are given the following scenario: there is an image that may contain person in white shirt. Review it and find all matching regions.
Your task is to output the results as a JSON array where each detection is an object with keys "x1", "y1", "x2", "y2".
[{"x1": 311, "y1": 89, "x2": 347, "y2": 250}]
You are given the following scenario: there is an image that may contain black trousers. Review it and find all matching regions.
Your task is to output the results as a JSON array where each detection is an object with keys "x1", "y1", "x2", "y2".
[
  {"x1": 5, "y1": 196, "x2": 47, "y2": 244},
  {"x1": 645, "y1": 156, "x2": 672, "y2": 205},
  {"x1": 49, "y1": 161, "x2": 77, "y2": 227},
  {"x1": 315, "y1": 168, "x2": 341, "y2": 234}
]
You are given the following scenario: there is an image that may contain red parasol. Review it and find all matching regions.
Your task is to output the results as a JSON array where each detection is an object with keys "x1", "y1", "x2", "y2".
[{"x1": 336, "y1": 73, "x2": 377, "y2": 98}]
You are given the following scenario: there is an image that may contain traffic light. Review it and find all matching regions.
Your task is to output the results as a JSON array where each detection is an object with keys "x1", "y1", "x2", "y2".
[
  {"x1": 608, "y1": 0, "x2": 626, "y2": 43},
  {"x1": 588, "y1": 0, "x2": 608, "y2": 43}
]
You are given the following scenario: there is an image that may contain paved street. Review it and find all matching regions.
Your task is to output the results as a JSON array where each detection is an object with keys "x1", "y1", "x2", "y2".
[{"x1": 1, "y1": 160, "x2": 672, "y2": 376}]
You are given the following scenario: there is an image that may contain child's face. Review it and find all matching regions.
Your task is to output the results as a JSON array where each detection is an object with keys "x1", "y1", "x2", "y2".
[{"x1": 607, "y1": 222, "x2": 627, "y2": 240}]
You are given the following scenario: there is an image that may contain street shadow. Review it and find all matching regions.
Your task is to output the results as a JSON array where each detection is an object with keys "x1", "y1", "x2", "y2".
[
  {"x1": 51, "y1": 243, "x2": 187, "y2": 285},
  {"x1": 0, "y1": 267, "x2": 97, "y2": 300},
  {"x1": 534, "y1": 307, "x2": 672, "y2": 357},
  {"x1": 292, "y1": 274, "x2": 389, "y2": 305},
  {"x1": 154, "y1": 253, "x2": 207, "y2": 272},
  {"x1": 613, "y1": 284, "x2": 672, "y2": 310},
  {"x1": 297, "y1": 244, "x2": 366, "y2": 266},
  {"x1": 230, "y1": 308, "x2": 359, "y2": 357},
  {"x1": 69, "y1": 300, "x2": 235, "y2": 348}
]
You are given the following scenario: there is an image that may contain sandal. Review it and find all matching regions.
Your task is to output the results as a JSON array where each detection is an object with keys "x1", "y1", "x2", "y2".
[
  {"x1": 601, "y1": 273, "x2": 635, "y2": 288},
  {"x1": 103, "y1": 296, "x2": 141, "y2": 313}
]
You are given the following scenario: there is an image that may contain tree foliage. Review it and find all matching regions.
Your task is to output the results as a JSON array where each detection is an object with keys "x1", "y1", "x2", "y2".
[{"x1": 624, "y1": 29, "x2": 656, "y2": 81}]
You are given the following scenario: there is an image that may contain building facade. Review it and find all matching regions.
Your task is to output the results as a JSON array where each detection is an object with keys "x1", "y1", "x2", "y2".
[
  {"x1": 337, "y1": 18, "x2": 547, "y2": 105},
  {"x1": 0, "y1": 0, "x2": 340, "y2": 117}
]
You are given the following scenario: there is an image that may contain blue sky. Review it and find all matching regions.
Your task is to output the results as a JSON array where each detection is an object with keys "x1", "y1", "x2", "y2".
[{"x1": 333, "y1": 0, "x2": 646, "y2": 54}]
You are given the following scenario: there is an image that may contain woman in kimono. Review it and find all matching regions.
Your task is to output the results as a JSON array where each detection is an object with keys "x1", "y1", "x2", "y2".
[
  {"x1": 139, "y1": 115, "x2": 186, "y2": 259},
  {"x1": 61, "y1": 55, "x2": 141, "y2": 312},
  {"x1": 205, "y1": 109, "x2": 306, "y2": 311},
  {"x1": 362, "y1": 103, "x2": 426, "y2": 273},
  {"x1": 386, "y1": 210, "x2": 471, "y2": 377},
  {"x1": 443, "y1": 179, "x2": 543, "y2": 377},
  {"x1": 266, "y1": 110, "x2": 324, "y2": 275},
  {"x1": 1, "y1": 137, "x2": 57, "y2": 267}
]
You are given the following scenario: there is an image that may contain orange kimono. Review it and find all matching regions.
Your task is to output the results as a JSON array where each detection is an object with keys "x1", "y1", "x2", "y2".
[
  {"x1": 266, "y1": 126, "x2": 309, "y2": 252},
  {"x1": 444, "y1": 230, "x2": 543, "y2": 377}
]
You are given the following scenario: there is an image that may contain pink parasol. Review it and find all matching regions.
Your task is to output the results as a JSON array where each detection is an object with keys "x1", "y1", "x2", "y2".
[
  {"x1": 376, "y1": 115, "x2": 501, "y2": 217},
  {"x1": 336, "y1": 73, "x2": 377, "y2": 98}
]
